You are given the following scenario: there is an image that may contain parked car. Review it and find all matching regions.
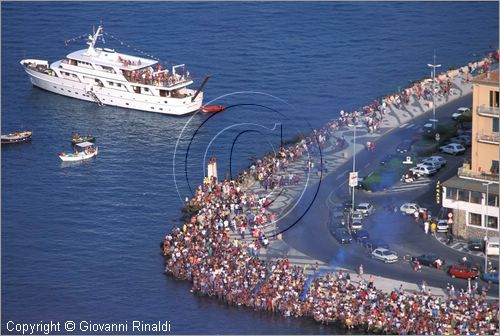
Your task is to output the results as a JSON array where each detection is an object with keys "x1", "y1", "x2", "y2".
[
  {"x1": 482, "y1": 271, "x2": 499, "y2": 284},
  {"x1": 371, "y1": 248, "x2": 398, "y2": 263},
  {"x1": 416, "y1": 254, "x2": 445, "y2": 268},
  {"x1": 352, "y1": 229, "x2": 370, "y2": 243},
  {"x1": 409, "y1": 165, "x2": 437, "y2": 176},
  {"x1": 457, "y1": 135, "x2": 472, "y2": 147},
  {"x1": 468, "y1": 239, "x2": 485, "y2": 252},
  {"x1": 416, "y1": 161, "x2": 440, "y2": 171},
  {"x1": 437, "y1": 219, "x2": 449, "y2": 233},
  {"x1": 440, "y1": 143, "x2": 466, "y2": 155},
  {"x1": 449, "y1": 135, "x2": 471, "y2": 147},
  {"x1": 333, "y1": 228, "x2": 352, "y2": 244},
  {"x1": 448, "y1": 264, "x2": 479, "y2": 279},
  {"x1": 356, "y1": 203, "x2": 374, "y2": 216},
  {"x1": 486, "y1": 237, "x2": 500, "y2": 256},
  {"x1": 422, "y1": 156, "x2": 446, "y2": 169},
  {"x1": 396, "y1": 140, "x2": 413, "y2": 154},
  {"x1": 422, "y1": 123, "x2": 434, "y2": 134},
  {"x1": 452, "y1": 107, "x2": 470, "y2": 120},
  {"x1": 400, "y1": 203, "x2": 421, "y2": 215}
]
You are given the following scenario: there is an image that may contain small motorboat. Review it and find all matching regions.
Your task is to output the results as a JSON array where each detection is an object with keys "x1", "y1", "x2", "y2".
[
  {"x1": 59, "y1": 141, "x2": 98, "y2": 162},
  {"x1": 71, "y1": 132, "x2": 96, "y2": 145},
  {"x1": 201, "y1": 105, "x2": 225, "y2": 113},
  {"x1": 1, "y1": 131, "x2": 32, "y2": 144}
]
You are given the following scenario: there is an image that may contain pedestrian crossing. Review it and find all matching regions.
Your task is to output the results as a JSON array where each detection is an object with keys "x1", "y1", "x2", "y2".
[
  {"x1": 435, "y1": 237, "x2": 485, "y2": 257},
  {"x1": 390, "y1": 177, "x2": 432, "y2": 193}
]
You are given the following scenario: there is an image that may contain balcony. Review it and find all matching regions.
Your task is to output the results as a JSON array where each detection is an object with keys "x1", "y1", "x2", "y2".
[
  {"x1": 458, "y1": 166, "x2": 499, "y2": 182},
  {"x1": 477, "y1": 105, "x2": 500, "y2": 118},
  {"x1": 477, "y1": 132, "x2": 500, "y2": 144}
]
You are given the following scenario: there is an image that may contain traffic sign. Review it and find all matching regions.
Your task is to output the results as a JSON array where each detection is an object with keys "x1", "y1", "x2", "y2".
[{"x1": 349, "y1": 172, "x2": 358, "y2": 187}]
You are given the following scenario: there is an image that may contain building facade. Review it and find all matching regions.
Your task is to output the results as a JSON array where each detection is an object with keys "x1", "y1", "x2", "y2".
[{"x1": 442, "y1": 69, "x2": 499, "y2": 240}]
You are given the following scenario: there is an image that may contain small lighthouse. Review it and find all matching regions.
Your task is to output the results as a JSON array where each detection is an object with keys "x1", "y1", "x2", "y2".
[{"x1": 207, "y1": 157, "x2": 218, "y2": 182}]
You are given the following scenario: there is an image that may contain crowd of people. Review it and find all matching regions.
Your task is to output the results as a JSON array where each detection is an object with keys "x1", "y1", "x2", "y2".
[{"x1": 161, "y1": 51, "x2": 500, "y2": 333}]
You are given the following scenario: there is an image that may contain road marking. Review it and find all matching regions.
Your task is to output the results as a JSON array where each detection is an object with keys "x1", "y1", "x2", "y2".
[
  {"x1": 399, "y1": 123, "x2": 408, "y2": 128},
  {"x1": 336, "y1": 169, "x2": 349, "y2": 180},
  {"x1": 405, "y1": 123, "x2": 415, "y2": 128}
]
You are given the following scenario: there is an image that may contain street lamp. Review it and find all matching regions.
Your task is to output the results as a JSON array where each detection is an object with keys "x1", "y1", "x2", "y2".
[
  {"x1": 351, "y1": 123, "x2": 357, "y2": 215},
  {"x1": 482, "y1": 181, "x2": 494, "y2": 272},
  {"x1": 427, "y1": 52, "x2": 442, "y2": 130}
]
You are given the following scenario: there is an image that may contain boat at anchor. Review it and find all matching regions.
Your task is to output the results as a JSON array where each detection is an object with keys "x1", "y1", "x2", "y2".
[
  {"x1": 59, "y1": 141, "x2": 98, "y2": 162},
  {"x1": 1, "y1": 131, "x2": 32, "y2": 144},
  {"x1": 20, "y1": 25, "x2": 206, "y2": 116}
]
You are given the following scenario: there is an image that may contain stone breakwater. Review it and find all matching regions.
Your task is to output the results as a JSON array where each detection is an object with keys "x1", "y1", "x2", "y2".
[{"x1": 161, "y1": 51, "x2": 499, "y2": 333}]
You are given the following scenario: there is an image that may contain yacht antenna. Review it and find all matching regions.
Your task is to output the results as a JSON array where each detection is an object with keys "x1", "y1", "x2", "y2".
[{"x1": 85, "y1": 25, "x2": 103, "y2": 56}]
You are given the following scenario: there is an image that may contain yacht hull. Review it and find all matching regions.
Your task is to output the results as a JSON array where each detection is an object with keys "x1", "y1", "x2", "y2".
[{"x1": 23, "y1": 67, "x2": 203, "y2": 116}]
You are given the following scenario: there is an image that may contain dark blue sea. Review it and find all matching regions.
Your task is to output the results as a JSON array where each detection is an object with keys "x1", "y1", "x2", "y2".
[{"x1": 2, "y1": 2, "x2": 498, "y2": 334}]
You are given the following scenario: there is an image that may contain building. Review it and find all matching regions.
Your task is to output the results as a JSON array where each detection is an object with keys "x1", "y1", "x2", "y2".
[{"x1": 442, "y1": 69, "x2": 499, "y2": 239}]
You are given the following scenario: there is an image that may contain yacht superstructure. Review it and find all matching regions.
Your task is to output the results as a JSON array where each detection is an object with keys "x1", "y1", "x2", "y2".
[{"x1": 20, "y1": 26, "x2": 205, "y2": 115}]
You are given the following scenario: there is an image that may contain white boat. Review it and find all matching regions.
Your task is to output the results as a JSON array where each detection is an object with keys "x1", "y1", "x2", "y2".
[
  {"x1": 20, "y1": 26, "x2": 205, "y2": 116},
  {"x1": 59, "y1": 141, "x2": 98, "y2": 162}
]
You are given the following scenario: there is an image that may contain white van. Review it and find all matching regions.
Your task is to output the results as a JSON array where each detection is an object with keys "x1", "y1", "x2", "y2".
[{"x1": 486, "y1": 237, "x2": 499, "y2": 256}]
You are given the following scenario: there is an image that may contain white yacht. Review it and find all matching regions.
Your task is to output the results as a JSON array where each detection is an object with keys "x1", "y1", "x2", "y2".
[{"x1": 20, "y1": 26, "x2": 205, "y2": 115}]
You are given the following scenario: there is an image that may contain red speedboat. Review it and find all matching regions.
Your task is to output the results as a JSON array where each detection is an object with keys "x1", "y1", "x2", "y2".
[{"x1": 201, "y1": 105, "x2": 225, "y2": 113}]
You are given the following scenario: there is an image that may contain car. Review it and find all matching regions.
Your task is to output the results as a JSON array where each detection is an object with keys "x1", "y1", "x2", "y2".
[
  {"x1": 396, "y1": 140, "x2": 413, "y2": 154},
  {"x1": 400, "y1": 203, "x2": 420, "y2": 215},
  {"x1": 448, "y1": 264, "x2": 479, "y2": 279},
  {"x1": 352, "y1": 229, "x2": 370, "y2": 243},
  {"x1": 457, "y1": 135, "x2": 472, "y2": 147},
  {"x1": 371, "y1": 248, "x2": 398, "y2": 263},
  {"x1": 468, "y1": 239, "x2": 485, "y2": 252},
  {"x1": 356, "y1": 203, "x2": 374, "y2": 216},
  {"x1": 449, "y1": 136, "x2": 471, "y2": 147},
  {"x1": 440, "y1": 143, "x2": 466, "y2": 155},
  {"x1": 422, "y1": 123, "x2": 434, "y2": 134},
  {"x1": 416, "y1": 161, "x2": 440, "y2": 171},
  {"x1": 437, "y1": 219, "x2": 449, "y2": 233},
  {"x1": 452, "y1": 107, "x2": 470, "y2": 120},
  {"x1": 486, "y1": 237, "x2": 499, "y2": 256},
  {"x1": 482, "y1": 271, "x2": 499, "y2": 284},
  {"x1": 343, "y1": 200, "x2": 353, "y2": 211},
  {"x1": 365, "y1": 239, "x2": 390, "y2": 251},
  {"x1": 416, "y1": 254, "x2": 445, "y2": 268},
  {"x1": 355, "y1": 177, "x2": 366, "y2": 190},
  {"x1": 410, "y1": 165, "x2": 437, "y2": 176},
  {"x1": 422, "y1": 156, "x2": 446, "y2": 169},
  {"x1": 333, "y1": 228, "x2": 352, "y2": 244}
]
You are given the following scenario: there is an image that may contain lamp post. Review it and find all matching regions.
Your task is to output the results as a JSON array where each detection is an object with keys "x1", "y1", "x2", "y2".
[
  {"x1": 482, "y1": 181, "x2": 493, "y2": 272},
  {"x1": 351, "y1": 123, "x2": 357, "y2": 215},
  {"x1": 427, "y1": 52, "x2": 442, "y2": 130}
]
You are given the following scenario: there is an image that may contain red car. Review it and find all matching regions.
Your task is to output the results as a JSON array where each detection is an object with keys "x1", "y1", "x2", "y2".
[{"x1": 448, "y1": 264, "x2": 479, "y2": 279}]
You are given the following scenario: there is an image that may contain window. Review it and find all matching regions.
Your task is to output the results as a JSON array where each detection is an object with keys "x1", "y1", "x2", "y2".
[
  {"x1": 490, "y1": 90, "x2": 499, "y2": 108},
  {"x1": 491, "y1": 160, "x2": 499, "y2": 175},
  {"x1": 487, "y1": 193, "x2": 497, "y2": 206},
  {"x1": 457, "y1": 189, "x2": 469, "y2": 202},
  {"x1": 470, "y1": 191, "x2": 482, "y2": 204},
  {"x1": 493, "y1": 119, "x2": 499, "y2": 132},
  {"x1": 468, "y1": 212, "x2": 482, "y2": 227},
  {"x1": 486, "y1": 216, "x2": 498, "y2": 229}
]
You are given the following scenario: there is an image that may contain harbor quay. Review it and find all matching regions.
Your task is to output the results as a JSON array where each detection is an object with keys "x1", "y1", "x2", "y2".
[{"x1": 161, "y1": 51, "x2": 499, "y2": 334}]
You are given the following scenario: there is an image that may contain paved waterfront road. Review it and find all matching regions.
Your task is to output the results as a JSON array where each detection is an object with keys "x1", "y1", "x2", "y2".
[{"x1": 281, "y1": 93, "x2": 499, "y2": 293}]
